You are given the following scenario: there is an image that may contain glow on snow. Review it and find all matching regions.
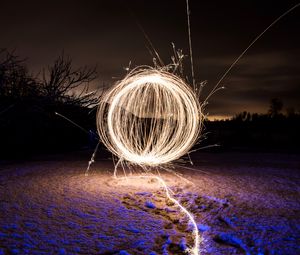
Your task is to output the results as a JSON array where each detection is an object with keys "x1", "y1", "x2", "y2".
[
  {"x1": 97, "y1": 67, "x2": 203, "y2": 254},
  {"x1": 117, "y1": 174, "x2": 201, "y2": 255}
]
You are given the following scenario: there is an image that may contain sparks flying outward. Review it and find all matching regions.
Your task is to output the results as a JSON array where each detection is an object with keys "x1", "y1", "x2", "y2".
[{"x1": 97, "y1": 67, "x2": 203, "y2": 167}]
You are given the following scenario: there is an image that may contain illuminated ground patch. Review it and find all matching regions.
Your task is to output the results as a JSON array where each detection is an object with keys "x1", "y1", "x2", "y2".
[{"x1": 0, "y1": 153, "x2": 299, "y2": 254}]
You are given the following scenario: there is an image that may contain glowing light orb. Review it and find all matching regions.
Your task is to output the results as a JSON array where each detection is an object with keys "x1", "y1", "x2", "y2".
[{"x1": 97, "y1": 68, "x2": 202, "y2": 166}]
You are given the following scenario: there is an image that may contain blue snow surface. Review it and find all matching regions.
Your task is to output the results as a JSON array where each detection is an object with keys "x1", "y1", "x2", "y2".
[
  {"x1": 0, "y1": 165, "x2": 165, "y2": 254},
  {"x1": 145, "y1": 200, "x2": 156, "y2": 209},
  {"x1": 0, "y1": 198, "x2": 165, "y2": 254},
  {"x1": 1, "y1": 163, "x2": 300, "y2": 254}
]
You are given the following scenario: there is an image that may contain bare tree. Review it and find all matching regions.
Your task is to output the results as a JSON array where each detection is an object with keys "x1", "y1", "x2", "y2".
[
  {"x1": 286, "y1": 107, "x2": 296, "y2": 118},
  {"x1": 0, "y1": 49, "x2": 38, "y2": 98},
  {"x1": 268, "y1": 98, "x2": 283, "y2": 117},
  {"x1": 42, "y1": 54, "x2": 98, "y2": 107}
]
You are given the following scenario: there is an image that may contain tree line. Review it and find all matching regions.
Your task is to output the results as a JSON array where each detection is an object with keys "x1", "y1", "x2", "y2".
[
  {"x1": 203, "y1": 99, "x2": 300, "y2": 152},
  {"x1": 1, "y1": 48, "x2": 299, "y2": 158},
  {"x1": 0, "y1": 49, "x2": 99, "y2": 158}
]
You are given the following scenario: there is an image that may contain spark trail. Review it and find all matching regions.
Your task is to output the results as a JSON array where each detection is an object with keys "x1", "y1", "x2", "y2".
[{"x1": 117, "y1": 174, "x2": 201, "y2": 255}]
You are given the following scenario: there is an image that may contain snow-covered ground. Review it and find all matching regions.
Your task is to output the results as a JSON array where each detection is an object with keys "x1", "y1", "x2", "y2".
[{"x1": 0, "y1": 152, "x2": 299, "y2": 255}]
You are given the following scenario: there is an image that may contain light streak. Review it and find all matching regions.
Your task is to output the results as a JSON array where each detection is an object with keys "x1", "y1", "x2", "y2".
[
  {"x1": 85, "y1": 140, "x2": 101, "y2": 176},
  {"x1": 156, "y1": 175, "x2": 200, "y2": 255},
  {"x1": 206, "y1": 3, "x2": 300, "y2": 101},
  {"x1": 0, "y1": 104, "x2": 15, "y2": 115},
  {"x1": 55, "y1": 111, "x2": 98, "y2": 137},
  {"x1": 117, "y1": 174, "x2": 201, "y2": 255},
  {"x1": 186, "y1": 0, "x2": 195, "y2": 90}
]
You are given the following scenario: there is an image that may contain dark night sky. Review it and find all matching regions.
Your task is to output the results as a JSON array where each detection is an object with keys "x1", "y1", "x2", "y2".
[{"x1": 1, "y1": 0, "x2": 300, "y2": 119}]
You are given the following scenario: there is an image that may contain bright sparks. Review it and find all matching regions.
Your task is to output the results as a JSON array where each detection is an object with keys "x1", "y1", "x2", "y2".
[{"x1": 97, "y1": 67, "x2": 203, "y2": 167}]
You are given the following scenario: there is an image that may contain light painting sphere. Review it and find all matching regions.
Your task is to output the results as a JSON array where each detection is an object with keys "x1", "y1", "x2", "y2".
[{"x1": 97, "y1": 68, "x2": 202, "y2": 166}]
